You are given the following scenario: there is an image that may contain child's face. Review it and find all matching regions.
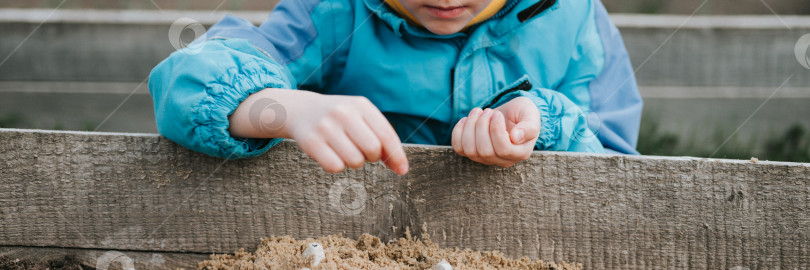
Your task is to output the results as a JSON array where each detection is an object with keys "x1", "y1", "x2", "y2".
[{"x1": 398, "y1": 0, "x2": 493, "y2": 35}]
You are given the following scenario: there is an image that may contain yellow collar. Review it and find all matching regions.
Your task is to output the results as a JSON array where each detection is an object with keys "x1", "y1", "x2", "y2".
[{"x1": 383, "y1": 0, "x2": 506, "y2": 29}]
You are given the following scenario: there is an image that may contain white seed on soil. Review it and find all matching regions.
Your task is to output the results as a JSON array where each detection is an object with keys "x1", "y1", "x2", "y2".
[
  {"x1": 303, "y1": 242, "x2": 325, "y2": 267},
  {"x1": 432, "y1": 260, "x2": 452, "y2": 270}
]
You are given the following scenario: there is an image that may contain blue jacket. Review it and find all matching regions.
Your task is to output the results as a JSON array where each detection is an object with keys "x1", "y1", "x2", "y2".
[{"x1": 149, "y1": 0, "x2": 643, "y2": 159}]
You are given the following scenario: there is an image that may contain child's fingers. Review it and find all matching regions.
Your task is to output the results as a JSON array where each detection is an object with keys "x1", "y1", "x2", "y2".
[
  {"x1": 297, "y1": 136, "x2": 346, "y2": 173},
  {"x1": 363, "y1": 109, "x2": 408, "y2": 175},
  {"x1": 380, "y1": 146, "x2": 409, "y2": 175},
  {"x1": 461, "y1": 108, "x2": 483, "y2": 157},
  {"x1": 474, "y1": 109, "x2": 499, "y2": 162},
  {"x1": 345, "y1": 118, "x2": 383, "y2": 162},
  {"x1": 327, "y1": 131, "x2": 367, "y2": 169},
  {"x1": 451, "y1": 117, "x2": 467, "y2": 155},
  {"x1": 491, "y1": 110, "x2": 521, "y2": 160}
]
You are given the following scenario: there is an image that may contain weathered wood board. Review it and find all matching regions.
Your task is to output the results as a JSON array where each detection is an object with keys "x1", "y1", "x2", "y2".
[
  {"x1": 1, "y1": 129, "x2": 808, "y2": 269},
  {"x1": 0, "y1": 246, "x2": 207, "y2": 269}
]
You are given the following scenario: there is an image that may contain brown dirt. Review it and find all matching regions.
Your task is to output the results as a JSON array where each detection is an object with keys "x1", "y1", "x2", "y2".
[
  {"x1": 0, "y1": 255, "x2": 90, "y2": 270},
  {"x1": 199, "y1": 227, "x2": 581, "y2": 270}
]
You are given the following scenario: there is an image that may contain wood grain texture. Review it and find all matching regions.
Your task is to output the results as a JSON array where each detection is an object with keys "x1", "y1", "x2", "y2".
[{"x1": 1, "y1": 129, "x2": 808, "y2": 269}]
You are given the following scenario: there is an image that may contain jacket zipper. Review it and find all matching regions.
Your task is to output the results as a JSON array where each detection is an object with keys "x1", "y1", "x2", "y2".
[
  {"x1": 449, "y1": 68, "x2": 455, "y2": 93},
  {"x1": 448, "y1": 67, "x2": 457, "y2": 145},
  {"x1": 517, "y1": 0, "x2": 557, "y2": 22}
]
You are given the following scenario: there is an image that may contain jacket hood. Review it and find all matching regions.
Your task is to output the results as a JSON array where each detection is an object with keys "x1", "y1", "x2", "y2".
[{"x1": 362, "y1": 0, "x2": 559, "y2": 38}]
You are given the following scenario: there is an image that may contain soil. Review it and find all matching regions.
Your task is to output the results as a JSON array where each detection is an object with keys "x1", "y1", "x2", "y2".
[
  {"x1": 0, "y1": 255, "x2": 91, "y2": 270},
  {"x1": 199, "y1": 227, "x2": 581, "y2": 270}
]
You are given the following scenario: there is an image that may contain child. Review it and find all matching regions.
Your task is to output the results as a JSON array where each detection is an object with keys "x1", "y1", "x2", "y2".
[{"x1": 148, "y1": 0, "x2": 643, "y2": 175}]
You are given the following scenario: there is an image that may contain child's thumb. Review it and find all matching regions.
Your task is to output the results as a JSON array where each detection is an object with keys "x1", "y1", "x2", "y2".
[
  {"x1": 508, "y1": 128, "x2": 527, "y2": 145},
  {"x1": 510, "y1": 121, "x2": 540, "y2": 145},
  {"x1": 510, "y1": 128, "x2": 524, "y2": 144}
]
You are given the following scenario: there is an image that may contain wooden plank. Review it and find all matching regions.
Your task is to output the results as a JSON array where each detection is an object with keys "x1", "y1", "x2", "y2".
[
  {"x1": 0, "y1": 246, "x2": 208, "y2": 269},
  {"x1": 1, "y1": 129, "x2": 809, "y2": 269}
]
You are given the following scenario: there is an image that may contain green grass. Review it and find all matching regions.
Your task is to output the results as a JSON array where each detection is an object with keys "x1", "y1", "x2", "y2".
[
  {"x1": 763, "y1": 125, "x2": 810, "y2": 162},
  {"x1": 0, "y1": 113, "x2": 98, "y2": 132},
  {"x1": 0, "y1": 113, "x2": 21, "y2": 128},
  {"x1": 637, "y1": 117, "x2": 810, "y2": 163}
]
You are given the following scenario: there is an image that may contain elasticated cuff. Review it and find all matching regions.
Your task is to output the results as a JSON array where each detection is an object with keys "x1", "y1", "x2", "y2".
[{"x1": 190, "y1": 46, "x2": 293, "y2": 159}]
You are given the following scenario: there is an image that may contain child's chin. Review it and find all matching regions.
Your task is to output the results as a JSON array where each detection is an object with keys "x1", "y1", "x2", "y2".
[{"x1": 423, "y1": 23, "x2": 466, "y2": 36}]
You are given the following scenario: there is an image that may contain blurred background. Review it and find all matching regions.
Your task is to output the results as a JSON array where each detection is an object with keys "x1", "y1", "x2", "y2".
[{"x1": 1, "y1": 0, "x2": 809, "y2": 162}]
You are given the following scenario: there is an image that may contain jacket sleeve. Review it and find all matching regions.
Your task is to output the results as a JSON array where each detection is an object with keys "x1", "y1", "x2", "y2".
[
  {"x1": 149, "y1": 0, "x2": 352, "y2": 159},
  {"x1": 585, "y1": 0, "x2": 644, "y2": 154},
  {"x1": 149, "y1": 38, "x2": 295, "y2": 159},
  {"x1": 485, "y1": 0, "x2": 642, "y2": 154}
]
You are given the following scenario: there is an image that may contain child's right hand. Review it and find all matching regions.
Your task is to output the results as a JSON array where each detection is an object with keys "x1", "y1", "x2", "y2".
[{"x1": 229, "y1": 89, "x2": 409, "y2": 175}]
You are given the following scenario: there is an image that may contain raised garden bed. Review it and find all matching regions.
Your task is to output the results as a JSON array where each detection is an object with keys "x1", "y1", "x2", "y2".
[{"x1": 1, "y1": 129, "x2": 809, "y2": 269}]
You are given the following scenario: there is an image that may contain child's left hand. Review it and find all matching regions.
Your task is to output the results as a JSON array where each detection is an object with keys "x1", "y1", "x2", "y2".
[{"x1": 451, "y1": 97, "x2": 541, "y2": 168}]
